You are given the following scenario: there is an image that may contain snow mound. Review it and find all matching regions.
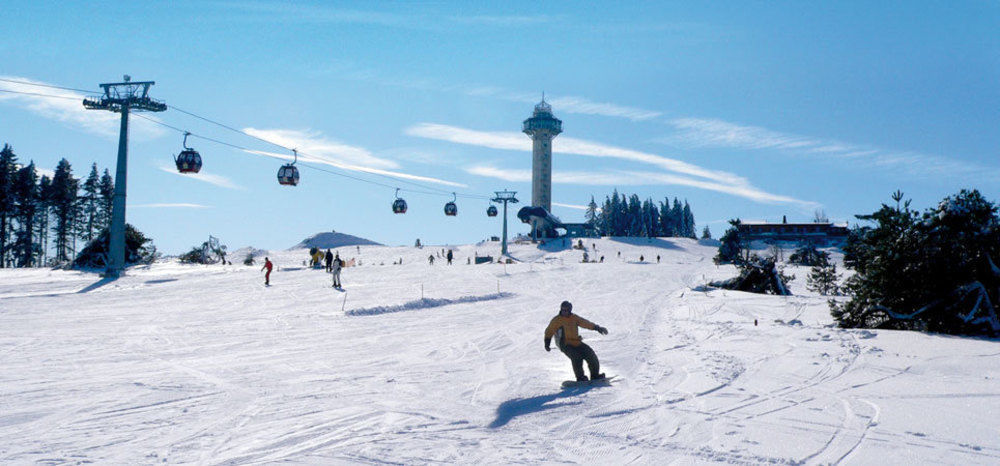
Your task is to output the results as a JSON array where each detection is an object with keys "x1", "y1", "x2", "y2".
[
  {"x1": 346, "y1": 292, "x2": 514, "y2": 316},
  {"x1": 290, "y1": 230, "x2": 383, "y2": 250}
]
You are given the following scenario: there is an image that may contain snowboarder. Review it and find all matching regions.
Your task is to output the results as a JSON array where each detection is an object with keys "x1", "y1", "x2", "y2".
[
  {"x1": 429, "y1": 255, "x2": 435, "y2": 265},
  {"x1": 657, "y1": 255, "x2": 660, "y2": 263},
  {"x1": 544, "y1": 301, "x2": 609, "y2": 382},
  {"x1": 446, "y1": 249, "x2": 453, "y2": 265},
  {"x1": 332, "y1": 253, "x2": 343, "y2": 288},
  {"x1": 325, "y1": 249, "x2": 333, "y2": 272},
  {"x1": 261, "y1": 257, "x2": 273, "y2": 285}
]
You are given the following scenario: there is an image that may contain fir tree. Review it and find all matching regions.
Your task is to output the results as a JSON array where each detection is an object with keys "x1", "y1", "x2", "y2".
[
  {"x1": 659, "y1": 198, "x2": 673, "y2": 236},
  {"x1": 50, "y1": 158, "x2": 79, "y2": 263},
  {"x1": 714, "y1": 219, "x2": 748, "y2": 265},
  {"x1": 12, "y1": 162, "x2": 39, "y2": 267},
  {"x1": 81, "y1": 163, "x2": 100, "y2": 242},
  {"x1": 682, "y1": 200, "x2": 695, "y2": 238},
  {"x1": 833, "y1": 190, "x2": 1000, "y2": 335},
  {"x1": 701, "y1": 225, "x2": 712, "y2": 239},
  {"x1": 807, "y1": 261, "x2": 840, "y2": 296},
  {"x1": 0, "y1": 144, "x2": 18, "y2": 267},
  {"x1": 585, "y1": 196, "x2": 598, "y2": 229},
  {"x1": 98, "y1": 168, "x2": 114, "y2": 232},
  {"x1": 36, "y1": 175, "x2": 52, "y2": 266}
]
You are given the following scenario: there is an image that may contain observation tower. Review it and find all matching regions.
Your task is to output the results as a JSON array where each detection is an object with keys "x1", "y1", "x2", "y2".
[{"x1": 522, "y1": 97, "x2": 562, "y2": 237}]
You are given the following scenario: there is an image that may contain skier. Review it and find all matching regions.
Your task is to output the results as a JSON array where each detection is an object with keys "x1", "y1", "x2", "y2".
[
  {"x1": 429, "y1": 255, "x2": 435, "y2": 265},
  {"x1": 261, "y1": 257, "x2": 273, "y2": 286},
  {"x1": 657, "y1": 255, "x2": 661, "y2": 263},
  {"x1": 325, "y1": 249, "x2": 333, "y2": 272},
  {"x1": 332, "y1": 253, "x2": 343, "y2": 288},
  {"x1": 544, "y1": 301, "x2": 608, "y2": 382},
  {"x1": 446, "y1": 249, "x2": 453, "y2": 265},
  {"x1": 640, "y1": 255, "x2": 644, "y2": 262}
]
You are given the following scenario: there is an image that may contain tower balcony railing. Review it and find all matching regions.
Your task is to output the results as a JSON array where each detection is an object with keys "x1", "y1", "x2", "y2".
[{"x1": 522, "y1": 118, "x2": 562, "y2": 134}]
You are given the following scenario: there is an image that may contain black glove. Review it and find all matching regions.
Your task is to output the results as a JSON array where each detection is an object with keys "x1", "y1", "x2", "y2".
[
  {"x1": 595, "y1": 325, "x2": 609, "y2": 335},
  {"x1": 545, "y1": 337, "x2": 552, "y2": 352}
]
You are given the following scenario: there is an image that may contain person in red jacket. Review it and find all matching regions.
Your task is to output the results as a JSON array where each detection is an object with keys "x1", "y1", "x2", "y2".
[
  {"x1": 544, "y1": 301, "x2": 608, "y2": 382},
  {"x1": 261, "y1": 257, "x2": 273, "y2": 285}
]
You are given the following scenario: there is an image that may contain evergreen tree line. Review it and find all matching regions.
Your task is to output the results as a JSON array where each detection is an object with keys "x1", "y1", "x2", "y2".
[
  {"x1": 0, "y1": 143, "x2": 115, "y2": 268},
  {"x1": 585, "y1": 190, "x2": 697, "y2": 238}
]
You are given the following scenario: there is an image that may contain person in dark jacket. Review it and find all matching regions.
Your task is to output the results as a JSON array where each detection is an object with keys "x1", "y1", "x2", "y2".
[
  {"x1": 544, "y1": 301, "x2": 608, "y2": 381},
  {"x1": 325, "y1": 249, "x2": 334, "y2": 272}
]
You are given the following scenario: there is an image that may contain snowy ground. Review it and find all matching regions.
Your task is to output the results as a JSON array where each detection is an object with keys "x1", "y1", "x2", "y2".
[{"x1": 2, "y1": 238, "x2": 999, "y2": 464}]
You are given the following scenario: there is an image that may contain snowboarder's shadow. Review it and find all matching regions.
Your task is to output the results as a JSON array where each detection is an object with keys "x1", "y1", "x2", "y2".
[{"x1": 489, "y1": 386, "x2": 598, "y2": 428}]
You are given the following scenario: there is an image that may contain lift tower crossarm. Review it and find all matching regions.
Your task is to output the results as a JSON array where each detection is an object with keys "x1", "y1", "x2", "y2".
[{"x1": 491, "y1": 190, "x2": 519, "y2": 257}]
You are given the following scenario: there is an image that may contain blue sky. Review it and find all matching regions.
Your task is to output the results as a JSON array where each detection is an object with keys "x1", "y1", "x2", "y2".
[{"x1": 1, "y1": 1, "x2": 997, "y2": 253}]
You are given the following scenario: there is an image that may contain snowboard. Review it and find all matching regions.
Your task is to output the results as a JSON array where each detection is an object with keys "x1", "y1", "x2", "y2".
[{"x1": 561, "y1": 375, "x2": 616, "y2": 389}]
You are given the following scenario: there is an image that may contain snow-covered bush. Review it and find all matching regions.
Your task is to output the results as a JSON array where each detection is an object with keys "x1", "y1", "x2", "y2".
[
  {"x1": 709, "y1": 256, "x2": 793, "y2": 296},
  {"x1": 789, "y1": 243, "x2": 830, "y2": 266},
  {"x1": 833, "y1": 189, "x2": 1000, "y2": 336},
  {"x1": 72, "y1": 224, "x2": 157, "y2": 269}
]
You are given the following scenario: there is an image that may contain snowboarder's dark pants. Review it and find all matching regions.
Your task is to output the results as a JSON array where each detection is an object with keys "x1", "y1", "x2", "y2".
[{"x1": 560, "y1": 342, "x2": 600, "y2": 381}]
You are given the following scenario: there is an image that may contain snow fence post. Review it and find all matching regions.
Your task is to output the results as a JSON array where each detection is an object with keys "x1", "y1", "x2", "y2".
[{"x1": 341, "y1": 292, "x2": 347, "y2": 313}]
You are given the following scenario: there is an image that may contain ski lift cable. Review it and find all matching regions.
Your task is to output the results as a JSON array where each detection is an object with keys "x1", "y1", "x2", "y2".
[
  {"x1": 133, "y1": 112, "x2": 488, "y2": 199},
  {"x1": 0, "y1": 77, "x2": 96, "y2": 94},
  {"x1": 165, "y1": 103, "x2": 492, "y2": 200},
  {"x1": 0, "y1": 88, "x2": 83, "y2": 100},
  {"x1": 0, "y1": 84, "x2": 493, "y2": 201}
]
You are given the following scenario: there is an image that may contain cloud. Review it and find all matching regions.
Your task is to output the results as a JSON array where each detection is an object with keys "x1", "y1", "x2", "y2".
[
  {"x1": 130, "y1": 203, "x2": 211, "y2": 209},
  {"x1": 157, "y1": 165, "x2": 244, "y2": 190},
  {"x1": 244, "y1": 148, "x2": 468, "y2": 189},
  {"x1": 465, "y1": 165, "x2": 818, "y2": 208},
  {"x1": 0, "y1": 75, "x2": 166, "y2": 139},
  {"x1": 326, "y1": 65, "x2": 660, "y2": 121},
  {"x1": 663, "y1": 117, "x2": 997, "y2": 180},
  {"x1": 552, "y1": 202, "x2": 588, "y2": 211},
  {"x1": 243, "y1": 128, "x2": 399, "y2": 170},
  {"x1": 213, "y1": 2, "x2": 550, "y2": 30},
  {"x1": 410, "y1": 123, "x2": 750, "y2": 186}
]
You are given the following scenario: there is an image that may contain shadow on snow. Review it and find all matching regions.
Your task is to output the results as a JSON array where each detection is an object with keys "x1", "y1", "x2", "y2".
[{"x1": 489, "y1": 386, "x2": 600, "y2": 428}]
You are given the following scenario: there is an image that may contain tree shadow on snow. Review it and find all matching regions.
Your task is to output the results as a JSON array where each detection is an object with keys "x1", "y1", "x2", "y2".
[{"x1": 489, "y1": 386, "x2": 598, "y2": 428}]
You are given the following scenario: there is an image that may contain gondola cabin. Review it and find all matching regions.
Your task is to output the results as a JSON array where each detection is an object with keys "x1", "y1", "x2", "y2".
[
  {"x1": 392, "y1": 198, "x2": 408, "y2": 214},
  {"x1": 175, "y1": 149, "x2": 202, "y2": 174},
  {"x1": 277, "y1": 164, "x2": 299, "y2": 186},
  {"x1": 444, "y1": 201, "x2": 458, "y2": 216},
  {"x1": 487, "y1": 205, "x2": 498, "y2": 217}
]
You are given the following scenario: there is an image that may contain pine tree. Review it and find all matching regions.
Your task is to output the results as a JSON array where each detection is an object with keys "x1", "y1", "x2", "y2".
[
  {"x1": 807, "y1": 261, "x2": 840, "y2": 296},
  {"x1": 701, "y1": 226, "x2": 712, "y2": 239},
  {"x1": 671, "y1": 198, "x2": 683, "y2": 237},
  {"x1": 682, "y1": 200, "x2": 695, "y2": 238},
  {"x1": 0, "y1": 144, "x2": 18, "y2": 267},
  {"x1": 12, "y1": 162, "x2": 39, "y2": 267},
  {"x1": 81, "y1": 163, "x2": 100, "y2": 242},
  {"x1": 50, "y1": 158, "x2": 79, "y2": 263},
  {"x1": 36, "y1": 175, "x2": 52, "y2": 265},
  {"x1": 98, "y1": 168, "x2": 114, "y2": 232},
  {"x1": 585, "y1": 196, "x2": 598, "y2": 229},
  {"x1": 627, "y1": 194, "x2": 642, "y2": 236},
  {"x1": 714, "y1": 219, "x2": 748, "y2": 265},
  {"x1": 659, "y1": 198, "x2": 672, "y2": 236}
]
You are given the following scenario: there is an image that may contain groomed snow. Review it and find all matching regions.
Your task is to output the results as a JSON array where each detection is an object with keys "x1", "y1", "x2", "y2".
[{"x1": 2, "y1": 238, "x2": 999, "y2": 464}]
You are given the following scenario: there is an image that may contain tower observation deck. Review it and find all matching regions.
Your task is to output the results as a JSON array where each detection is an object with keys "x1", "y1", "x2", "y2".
[{"x1": 522, "y1": 98, "x2": 562, "y2": 237}]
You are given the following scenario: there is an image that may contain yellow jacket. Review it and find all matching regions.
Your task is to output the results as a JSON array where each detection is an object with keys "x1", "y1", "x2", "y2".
[{"x1": 545, "y1": 314, "x2": 596, "y2": 347}]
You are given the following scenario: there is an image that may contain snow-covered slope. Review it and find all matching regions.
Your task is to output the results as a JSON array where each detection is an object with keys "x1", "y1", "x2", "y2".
[
  {"x1": 1, "y1": 238, "x2": 998, "y2": 464},
  {"x1": 290, "y1": 230, "x2": 382, "y2": 250}
]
